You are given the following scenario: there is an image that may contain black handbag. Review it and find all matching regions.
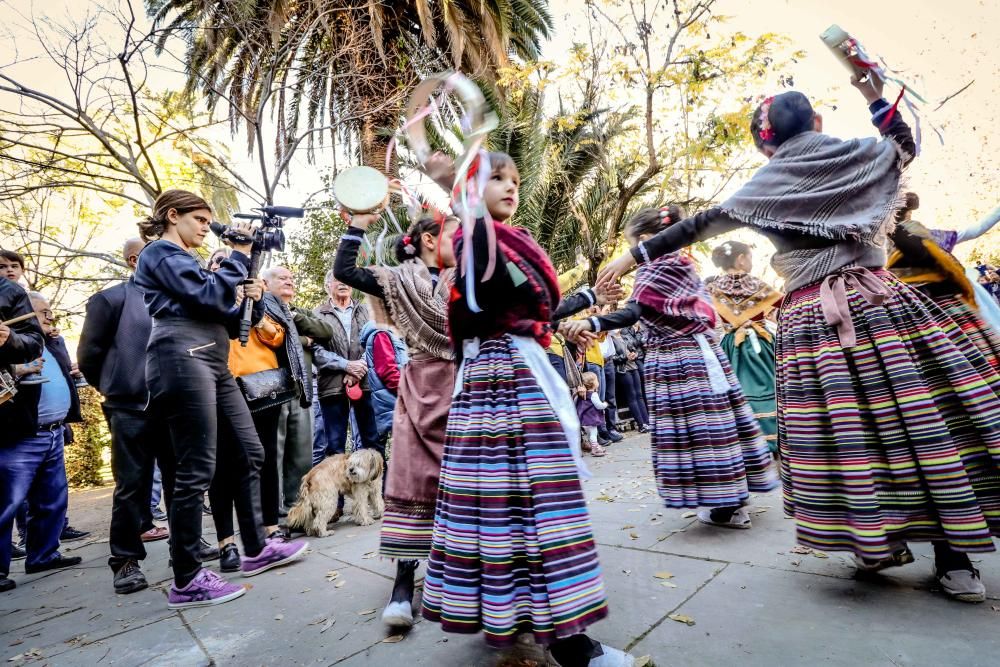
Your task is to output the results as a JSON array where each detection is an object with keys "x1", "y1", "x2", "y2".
[{"x1": 236, "y1": 367, "x2": 297, "y2": 412}]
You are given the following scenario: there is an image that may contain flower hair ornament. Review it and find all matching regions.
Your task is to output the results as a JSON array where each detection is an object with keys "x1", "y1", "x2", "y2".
[
  {"x1": 658, "y1": 207, "x2": 673, "y2": 225},
  {"x1": 402, "y1": 234, "x2": 417, "y2": 256},
  {"x1": 757, "y1": 96, "x2": 776, "y2": 143},
  {"x1": 722, "y1": 242, "x2": 733, "y2": 256}
]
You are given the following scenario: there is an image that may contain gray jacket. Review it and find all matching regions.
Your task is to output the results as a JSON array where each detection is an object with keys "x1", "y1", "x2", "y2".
[{"x1": 313, "y1": 298, "x2": 371, "y2": 399}]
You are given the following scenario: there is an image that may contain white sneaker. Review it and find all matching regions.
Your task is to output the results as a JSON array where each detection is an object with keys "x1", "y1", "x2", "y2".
[
  {"x1": 696, "y1": 507, "x2": 751, "y2": 530},
  {"x1": 938, "y1": 569, "x2": 986, "y2": 603},
  {"x1": 588, "y1": 644, "x2": 636, "y2": 667},
  {"x1": 382, "y1": 600, "x2": 414, "y2": 627}
]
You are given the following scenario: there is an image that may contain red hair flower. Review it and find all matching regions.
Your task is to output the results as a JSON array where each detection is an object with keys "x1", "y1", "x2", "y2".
[{"x1": 758, "y1": 96, "x2": 776, "y2": 143}]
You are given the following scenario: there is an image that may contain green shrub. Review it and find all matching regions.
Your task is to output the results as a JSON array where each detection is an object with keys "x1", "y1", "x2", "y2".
[{"x1": 65, "y1": 385, "x2": 110, "y2": 488}]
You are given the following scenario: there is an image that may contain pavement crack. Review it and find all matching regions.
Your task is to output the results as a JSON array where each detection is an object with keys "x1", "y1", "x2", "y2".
[
  {"x1": 4, "y1": 606, "x2": 85, "y2": 634},
  {"x1": 177, "y1": 608, "x2": 216, "y2": 666},
  {"x1": 625, "y1": 561, "x2": 729, "y2": 652}
]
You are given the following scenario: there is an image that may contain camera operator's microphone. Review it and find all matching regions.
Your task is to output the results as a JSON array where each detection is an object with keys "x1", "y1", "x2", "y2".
[{"x1": 259, "y1": 205, "x2": 304, "y2": 218}]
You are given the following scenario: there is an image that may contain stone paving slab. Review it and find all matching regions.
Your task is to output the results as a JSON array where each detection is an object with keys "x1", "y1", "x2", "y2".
[{"x1": 4, "y1": 435, "x2": 1000, "y2": 666}]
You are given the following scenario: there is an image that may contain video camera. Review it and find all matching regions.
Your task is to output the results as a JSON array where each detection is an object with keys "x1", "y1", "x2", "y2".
[
  {"x1": 209, "y1": 205, "x2": 303, "y2": 253},
  {"x1": 210, "y1": 204, "x2": 304, "y2": 346}
]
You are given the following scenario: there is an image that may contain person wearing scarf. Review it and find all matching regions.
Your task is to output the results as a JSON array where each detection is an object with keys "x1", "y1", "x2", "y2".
[
  {"x1": 564, "y1": 207, "x2": 778, "y2": 530},
  {"x1": 706, "y1": 241, "x2": 783, "y2": 454},
  {"x1": 888, "y1": 192, "x2": 1000, "y2": 371},
  {"x1": 415, "y1": 150, "x2": 632, "y2": 667},
  {"x1": 598, "y1": 76, "x2": 1000, "y2": 604}
]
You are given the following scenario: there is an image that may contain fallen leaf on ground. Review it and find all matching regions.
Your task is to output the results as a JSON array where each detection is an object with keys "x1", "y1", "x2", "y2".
[
  {"x1": 660, "y1": 581, "x2": 678, "y2": 588},
  {"x1": 629, "y1": 532, "x2": 639, "y2": 540},
  {"x1": 790, "y1": 558, "x2": 801, "y2": 566},
  {"x1": 274, "y1": 614, "x2": 284, "y2": 621},
  {"x1": 326, "y1": 570, "x2": 340, "y2": 581},
  {"x1": 362, "y1": 551, "x2": 377, "y2": 559},
  {"x1": 812, "y1": 551, "x2": 829, "y2": 559},
  {"x1": 621, "y1": 524, "x2": 635, "y2": 530},
  {"x1": 335, "y1": 580, "x2": 346, "y2": 588},
  {"x1": 358, "y1": 609, "x2": 377, "y2": 616},
  {"x1": 634, "y1": 657, "x2": 654, "y2": 667},
  {"x1": 622, "y1": 569, "x2": 632, "y2": 575},
  {"x1": 668, "y1": 613, "x2": 695, "y2": 626},
  {"x1": 681, "y1": 511, "x2": 697, "y2": 519},
  {"x1": 320, "y1": 618, "x2": 336, "y2": 633},
  {"x1": 300, "y1": 588, "x2": 311, "y2": 594},
  {"x1": 383, "y1": 635, "x2": 405, "y2": 643},
  {"x1": 790, "y1": 545, "x2": 812, "y2": 554},
  {"x1": 653, "y1": 571, "x2": 674, "y2": 580}
]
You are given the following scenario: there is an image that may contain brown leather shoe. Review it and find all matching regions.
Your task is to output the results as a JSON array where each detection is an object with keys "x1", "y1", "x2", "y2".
[{"x1": 140, "y1": 526, "x2": 169, "y2": 542}]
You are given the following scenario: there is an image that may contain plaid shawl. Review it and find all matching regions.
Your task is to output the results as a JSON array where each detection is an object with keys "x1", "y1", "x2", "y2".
[
  {"x1": 451, "y1": 221, "x2": 561, "y2": 349},
  {"x1": 721, "y1": 131, "x2": 906, "y2": 291},
  {"x1": 632, "y1": 252, "x2": 716, "y2": 337},
  {"x1": 368, "y1": 261, "x2": 454, "y2": 361}
]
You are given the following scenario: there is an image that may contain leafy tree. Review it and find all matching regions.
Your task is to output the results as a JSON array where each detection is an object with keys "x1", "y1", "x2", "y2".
[{"x1": 147, "y1": 0, "x2": 554, "y2": 169}]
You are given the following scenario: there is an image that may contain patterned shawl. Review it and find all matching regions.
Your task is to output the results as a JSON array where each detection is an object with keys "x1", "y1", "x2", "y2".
[
  {"x1": 721, "y1": 130, "x2": 906, "y2": 291},
  {"x1": 707, "y1": 273, "x2": 783, "y2": 329},
  {"x1": 368, "y1": 260, "x2": 454, "y2": 360},
  {"x1": 632, "y1": 252, "x2": 716, "y2": 337}
]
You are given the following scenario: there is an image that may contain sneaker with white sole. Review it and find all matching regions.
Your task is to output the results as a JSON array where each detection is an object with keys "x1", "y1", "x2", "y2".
[
  {"x1": 167, "y1": 569, "x2": 246, "y2": 609},
  {"x1": 588, "y1": 644, "x2": 636, "y2": 667},
  {"x1": 696, "y1": 507, "x2": 751, "y2": 530},
  {"x1": 382, "y1": 600, "x2": 414, "y2": 628},
  {"x1": 240, "y1": 539, "x2": 308, "y2": 577},
  {"x1": 938, "y1": 568, "x2": 986, "y2": 603}
]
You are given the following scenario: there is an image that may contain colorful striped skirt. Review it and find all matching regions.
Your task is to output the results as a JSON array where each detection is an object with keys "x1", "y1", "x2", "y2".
[
  {"x1": 644, "y1": 333, "x2": 777, "y2": 509},
  {"x1": 421, "y1": 335, "x2": 608, "y2": 648},
  {"x1": 920, "y1": 287, "x2": 1000, "y2": 374},
  {"x1": 776, "y1": 270, "x2": 1000, "y2": 559},
  {"x1": 720, "y1": 331, "x2": 779, "y2": 454},
  {"x1": 379, "y1": 355, "x2": 454, "y2": 560}
]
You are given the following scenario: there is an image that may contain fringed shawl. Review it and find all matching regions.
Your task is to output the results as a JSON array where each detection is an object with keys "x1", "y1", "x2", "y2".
[
  {"x1": 368, "y1": 261, "x2": 454, "y2": 361},
  {"x1": 632, "y1": 252, "x2": 717, "y2": 337}
]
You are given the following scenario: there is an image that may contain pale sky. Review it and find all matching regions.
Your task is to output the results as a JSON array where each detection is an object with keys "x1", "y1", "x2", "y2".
[{"x1": 1, "y1": 0, "x2": 998, "y2": 316}]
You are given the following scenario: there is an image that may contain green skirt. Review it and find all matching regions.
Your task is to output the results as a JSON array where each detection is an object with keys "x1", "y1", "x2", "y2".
[{"x1": 720, "y1": 331, "x2": 778, "y2": 453}]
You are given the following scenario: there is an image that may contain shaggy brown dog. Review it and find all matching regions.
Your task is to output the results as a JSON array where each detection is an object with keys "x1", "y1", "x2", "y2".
[{"x1": 285, "y1": 449, "x2": 385, "y2": 536}]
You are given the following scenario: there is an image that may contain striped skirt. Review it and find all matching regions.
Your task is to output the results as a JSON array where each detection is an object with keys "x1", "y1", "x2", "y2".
[
  {"x1": 421, "y1": 335, "x2": 608, "y2": 648},
  {"x1": 644, "y1": 334, "x2": 777, "y2": 509},
  {"x1": 379, "y1": 355, "x2": 454, "y2": 560},
  {"x1": 922, "y1": 288, "x2": 1000, "y2": 374},
  {"x1": 777, "y1": 270, "x2": 1000, "y2": 559}
]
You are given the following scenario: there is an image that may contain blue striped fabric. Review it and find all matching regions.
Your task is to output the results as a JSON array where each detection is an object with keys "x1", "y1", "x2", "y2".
[
  {"x1": 776, "y1": 271, "x2": 1000, "y2": 559},
  {"x1": 643, "y1": 332, "x2": 777, "y2": 509},
  {"x1": 421, "y1": 336, "x2": 608, "y2": 648}
]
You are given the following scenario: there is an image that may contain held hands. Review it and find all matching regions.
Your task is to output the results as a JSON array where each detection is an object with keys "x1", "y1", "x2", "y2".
[
  {"x1": 593, "y1": 281, "x2": 624, "y2": 306},
  {"x1": 423, "y1": 151, "x2": 457, "y2": 192},
  {"x1": 559, "y1": 319, "x2": 595, "y2": 347},
  {"x1": 0, "y1": 324, "x2": 9, "y2": 347},
  {"x1": 576, "y1": 385, "x2": 586, "y2": 399},
  {"x1": 851, "y1": 73, "x2": 885, "y2": 105},
  {"x1": 597, "y1": 253, "x2": 637, "y2": 288}
]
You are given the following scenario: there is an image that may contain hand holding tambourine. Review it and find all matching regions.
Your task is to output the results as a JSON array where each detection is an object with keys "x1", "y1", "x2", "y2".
[{"x1": 332, "y1": 165, "x2": 390, "y2": 215}]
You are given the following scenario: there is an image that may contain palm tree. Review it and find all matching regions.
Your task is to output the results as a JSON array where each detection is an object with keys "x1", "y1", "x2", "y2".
[{"x1": 146, "y1": 1, "x2": 552, "y2": 170}]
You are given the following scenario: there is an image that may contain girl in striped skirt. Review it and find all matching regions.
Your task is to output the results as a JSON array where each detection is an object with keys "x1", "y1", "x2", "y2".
[
  {"x1": 419, "y1": 150, "x2": 631, "y2": 666},
  {"x1": 599, "y1": 75, "x2": 1000, "y2": 603},
  {"x1": 333, "y1": 209, "x2": 458, "y2": 629},
  {"x1": 564, "y1": 207, "x2": 778, "y2": 529}
]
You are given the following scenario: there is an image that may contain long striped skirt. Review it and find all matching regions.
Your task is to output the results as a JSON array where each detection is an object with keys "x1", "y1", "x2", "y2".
[
  {"x1": 379, "y1": 355, "x2": 454, "y2": 560},
  {"x1": 421, "y1": 335, "x2": 608, "y2": 648},
  {"x1": 776, "y1": 270, "x2": 1000, "y2": 559},
  {"x1": 644, "y1": 334, "x2": 777, "y2": 509},
  {"x1": 921, "y1": 287, "x2": 1000, "y2": 374}
]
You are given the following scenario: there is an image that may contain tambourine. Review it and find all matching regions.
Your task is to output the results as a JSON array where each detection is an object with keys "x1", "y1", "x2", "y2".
[
  {"x1": 403, "y1": 72, "x2": 497, "y2": 172},
  {"x1": 0, "y1": 369, "x2": 16, "y2": 406},
  {"x1": 332, "y1": 166, "x2": 389, "y2": 214}
]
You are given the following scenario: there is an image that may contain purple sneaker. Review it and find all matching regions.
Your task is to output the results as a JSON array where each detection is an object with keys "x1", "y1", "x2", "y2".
[
  {"x1": 167, "y1": 569, "x2": 246, "y2": 609},
  {"x1": 241, "y1": 539, "x2": 309, "y2": 577}
]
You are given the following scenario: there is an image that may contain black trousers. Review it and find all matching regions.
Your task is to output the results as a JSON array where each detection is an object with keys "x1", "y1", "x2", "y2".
[
  {"x1": 603, "y1": 362, "x2": 618, "y2": 430},
  {"x1": 105, "y1": 405, "x2": 176, "y2": 570},
  {"x1": 146, "y1": 318, "x2": 267, "y2": 588},
  {"x1": 210, "y1": 403, "x2": 282, "y2": 539}
]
